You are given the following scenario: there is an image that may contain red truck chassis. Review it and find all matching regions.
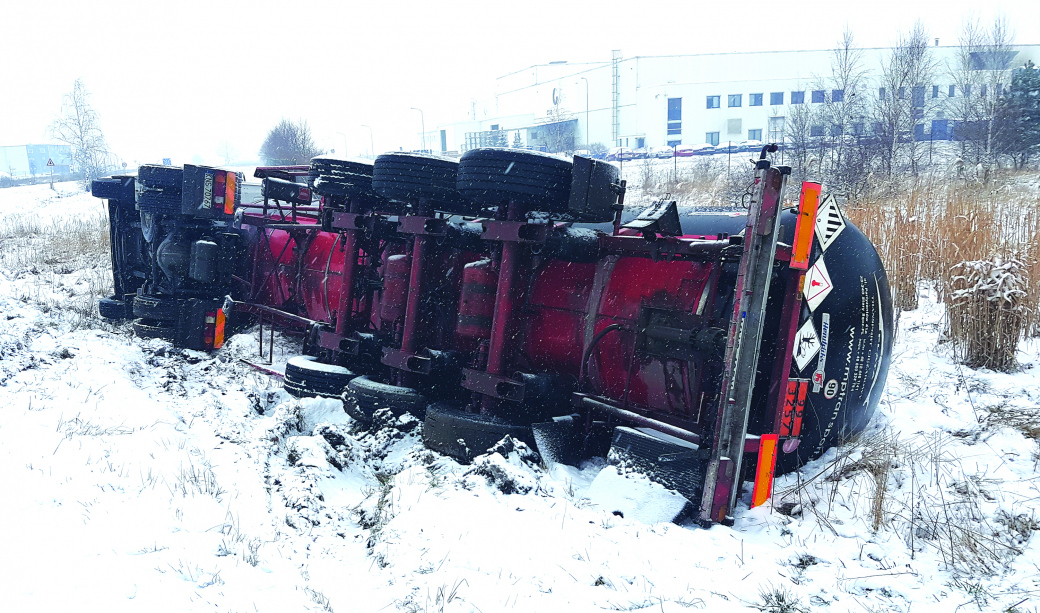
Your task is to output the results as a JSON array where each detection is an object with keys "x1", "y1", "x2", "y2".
[{"x1": 93, "y1": 145, "x2": 893, "y2": 524}]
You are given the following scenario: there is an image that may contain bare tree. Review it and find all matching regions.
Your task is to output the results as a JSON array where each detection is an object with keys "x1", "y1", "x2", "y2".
[
  {"x1": 872, "y1": 22, "x2": 938, "y2": 177},
  {"x1": 259, "y1": 118, "x2": 323, "y2": 165},
  {"x1": 539, "y1": 90, "x2": 577, "y2": 153},
  {"x1": 783, "y1": 95, "x2": 820, "y2": 185},
  {"x1": 217, "y1": 141, "x2": 238, "y2": 165},
  {"x1": 950, "y1": 16, "x2": 1016, "y2": 166},
  {"x1": 819, "y1": 29, "x2": 871, "y2": 196},
  {"x1": 50, "y1": 78, "x2": 110, "y2": 188}
]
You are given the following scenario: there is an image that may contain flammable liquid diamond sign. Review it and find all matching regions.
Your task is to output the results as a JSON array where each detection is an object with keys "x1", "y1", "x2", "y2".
[{"x1": 803, "y1": 258, "x2": 833, "y2": 312}]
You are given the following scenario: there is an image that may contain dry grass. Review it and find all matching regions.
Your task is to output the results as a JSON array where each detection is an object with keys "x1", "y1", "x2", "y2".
[
  {"x1": 630, "y1": 157, "x2": 757, "y2": 209},
  {"x1": 845, "y1": 170, "x2": 1039, "y2": 369},
  {"x1": 0, "y1": 211, "x2": 112, "y2": 328},
  {"x1": 777, "y1": 429, "x2": 1031, "y2": 576}
]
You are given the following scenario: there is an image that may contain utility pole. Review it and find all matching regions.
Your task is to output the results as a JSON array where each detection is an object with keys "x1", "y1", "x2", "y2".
[
  {"x1": 410, "y1": 108, "x2": 426, "y2": 153},
  {"x1": 580, "y1": 76, "x2": 590, "y2": 147},
  {"x1": 336, "y1": 132, "x2": 348, "y2": 158},
  {"x1": 361, "y1": 124, "x2": 375, "y2": 158}
]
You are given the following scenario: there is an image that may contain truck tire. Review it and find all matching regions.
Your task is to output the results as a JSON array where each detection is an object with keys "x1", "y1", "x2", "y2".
[
  {"x1": 372, "y1": 152, "x2": 474, "y2": 215},
  {"x1": 283, "y1": 356, "x2": 357, "y2": 399},
  {"x1": 342, "y1": 376, "x2": 427, "y2": 423},
  {"x1": 310, "y1": 157, "x2": 384, "y2": 207},
  {"x1": 98, "y1": 296, "x2": 129, "y2": 320},
  {"x1": 132, "y1": 294, "x2": 179, "y2": 321},
  {"x1": 422, "y1": 403, "x2": 534, "y2": 463},
  {"x1": 457, "y1": 148, "x2": 572, "y2": 212},
  {"x1": 132, "y1": 319, "x2": 177, "y2": 341}
]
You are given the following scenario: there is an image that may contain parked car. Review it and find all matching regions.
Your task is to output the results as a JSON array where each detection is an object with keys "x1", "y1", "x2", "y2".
[
  {"x1": 649, "y1": 146, "x2": 674, "y2": 159},
  {"x1": 686, "y1": 141, "x2": 719, "y2": 154},
  {"x1": 573, "y1": 149, "x2": 591, "y2": 158},
  {"x1": 631, "y1": 147, "x2": 648, "y2": 160},
  {"x1": 738, "y1": 140, "x2": 764, "y2": 153},
  {"x1": 0, "y1": 171, "x2": 12, "y2": 187},
  {"x1": 716, "y1": 142, "x2": 741, "y2": 154},
  {"x1": 605, "y1": 147, "x2": 632, "y2": 161}
]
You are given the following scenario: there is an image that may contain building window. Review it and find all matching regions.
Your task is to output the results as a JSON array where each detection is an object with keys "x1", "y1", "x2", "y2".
[
  {"x1": 749, "y1": 93, "x2": 763, "y2": 106},
  {"x1": 812, "y1": 90, "x2": 825, "y2": 103},
  {"x1": 912, "y1": 86, "x2": 925, "y2": 107},
  {"x1": 932, "y1": 85, "x2": 939, "y2": 98},
  {"x1": 898, "y1": 86, "x2": 906, "y2": 99},
  {"x1": 832, "y1": 89, "x2": 844, "y2": 103},
  {"x1": 810, "y1": 125, "x2": 825, "y2": 137},
  {"x1": 791, "y1": 91, "x2": 805, "y2": 104},
  {"x1": 963, "y1": 84, "x2": 971, "y2": 97},
  {"x1": 667, "y1": 97, "x2": 681, "y2": 135},
  {"x1": 852, "y1": 122, "x2": 865, "y2": 135},
  {"x1": 748, "y1": 129, "x2": 762, "y2": 141},
  {"x1": 768, "y1": 116, "x2": 785, "y2": 142},
  {"x1": 949, "y1": 85, "x2": 955, "y2": 97},
  {"x1": 770, "y1": 92, "x2": 784, "y2": 105},
  {"x1": 728, "y1": 94, "x2": 742, "y2": 107},
  {"x1": 706, "y1": 132, "x2": 720, "y2": 146},
  {"x1": 981, "y1": 84, "x2": 987, "y2": 98},
  {"x1": 879, "y1": 87, "x2": 886, "y2": 100},
  {"x1": 707, "y1": 95, "x2": 720, "y2": 109}
]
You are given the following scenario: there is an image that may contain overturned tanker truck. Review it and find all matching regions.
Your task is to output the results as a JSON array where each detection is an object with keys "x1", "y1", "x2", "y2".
[{"x1": 92, "y1": 144, "x2": 892, "y2": 525}]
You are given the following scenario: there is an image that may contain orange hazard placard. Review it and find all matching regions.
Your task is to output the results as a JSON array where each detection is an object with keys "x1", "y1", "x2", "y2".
[{"x1": 779, "y1": 379, "x2": 808, "y2": 437}]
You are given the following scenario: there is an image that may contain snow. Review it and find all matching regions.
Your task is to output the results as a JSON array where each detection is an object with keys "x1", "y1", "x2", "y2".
[{"x1": 1, "y1": 181, "x2": 1040, "y2": 612}]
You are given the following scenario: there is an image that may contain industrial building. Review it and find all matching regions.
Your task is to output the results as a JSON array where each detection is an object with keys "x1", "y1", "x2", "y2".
[
  {"x1": 0, "y1": 144, "x2": 73, "y2": 180},
  {"x1": 434, "y1": 44, "x2": 1040, "y2": 154}
]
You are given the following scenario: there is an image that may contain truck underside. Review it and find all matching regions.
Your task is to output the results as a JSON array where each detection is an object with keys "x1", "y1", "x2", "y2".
[{"x1": 93, "y1": 146, "x2": 893, "y2": 525}]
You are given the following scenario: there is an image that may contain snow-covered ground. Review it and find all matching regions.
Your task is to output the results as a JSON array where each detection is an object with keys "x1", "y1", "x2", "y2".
[{"x1": 1, "y1": 182, "x2": 1039, "y2": 612}]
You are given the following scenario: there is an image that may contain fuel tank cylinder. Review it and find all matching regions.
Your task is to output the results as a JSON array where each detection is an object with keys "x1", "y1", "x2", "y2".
[
  {"x1": 379, "y1": 253, "x2": 411, "y2": 324},
  {"x1": 456, "y1": 259, "x2": 497, "y2": 340}
]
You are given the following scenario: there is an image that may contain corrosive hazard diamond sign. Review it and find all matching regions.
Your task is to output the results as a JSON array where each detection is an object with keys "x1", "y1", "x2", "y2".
[
  {"x1": 793, "y1": 319, "x2": 821, "y2": 372},
  {"x1": 814, "y1": 194, "x2": 845, "y2": 251},
  {"x1": 804, "y1": 258, "x2": 833, "y2": 311}
]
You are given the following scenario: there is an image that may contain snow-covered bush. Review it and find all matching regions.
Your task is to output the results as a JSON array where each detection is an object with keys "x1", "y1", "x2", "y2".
[{"x1": 946, "y1": 256, "x2": 1027, "y2": 371}]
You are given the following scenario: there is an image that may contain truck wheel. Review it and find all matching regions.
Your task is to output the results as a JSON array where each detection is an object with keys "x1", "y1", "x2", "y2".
[
  {"x1": 98, "y1": 296, "x2": 129, "y2": 320},
  {"x1": 372, "y1": 152, "x2": 475, "y2": 215},
  {"x1": 457, "y1": 148, "x2": 572, "y2": 213},
  {"x1": 132, "y1": 319, "x2": 177, "y2": 342},
  {"x1": 133, "y1": 294, "x2": 179, "y2": 321},
  {"x1": 310, "y1": 156, "x2": 384, "y2": 207},
  {"x1": 422, "y1": 403, "x2": 533, "y2": 463},
  {"x1": 342, "y1": 376, "x2": 427, "y2": 423},
  {"x1": 283, "y1": 356, "x2": 357, "y2": 399}
]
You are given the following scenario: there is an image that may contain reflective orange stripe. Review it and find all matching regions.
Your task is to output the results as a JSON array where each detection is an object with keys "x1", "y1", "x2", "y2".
[
  {"x1": 791, "y1": 182, "x2": 821, "y2": 270},
  {"x1": 752, "y1": 434, "x2": 779, "y2": 508},
  {"x1": 224, "y1": 172, "x2": 236, "y2": 215},
  {"x1": 214, "y1": 309, "x2": 226, "y2": 349}
]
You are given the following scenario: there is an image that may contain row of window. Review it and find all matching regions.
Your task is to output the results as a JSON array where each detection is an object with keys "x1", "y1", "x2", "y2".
[
  {"x1": 878, "y1": 84, "x2": 998, "y2": 104},
  {"x1": 706, "y1": 90, "x2": 847, "y2": 109},
  {"x1": 701, "y1": 129, "x2": 762, "y2": 146},
  {"x1": 703, "y1": 83, "x2": 998, "y2": 110}
]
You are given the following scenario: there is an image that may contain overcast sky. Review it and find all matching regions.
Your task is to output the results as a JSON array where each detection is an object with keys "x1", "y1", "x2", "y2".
[{"x1": 2, "y1": 0, "x2": 1036, "y2": 166}]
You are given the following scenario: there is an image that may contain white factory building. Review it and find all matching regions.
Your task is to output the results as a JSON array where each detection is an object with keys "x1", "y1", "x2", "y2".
[{"x1": 433, "y1": 44, "x2": 1040, "y2": 154}]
